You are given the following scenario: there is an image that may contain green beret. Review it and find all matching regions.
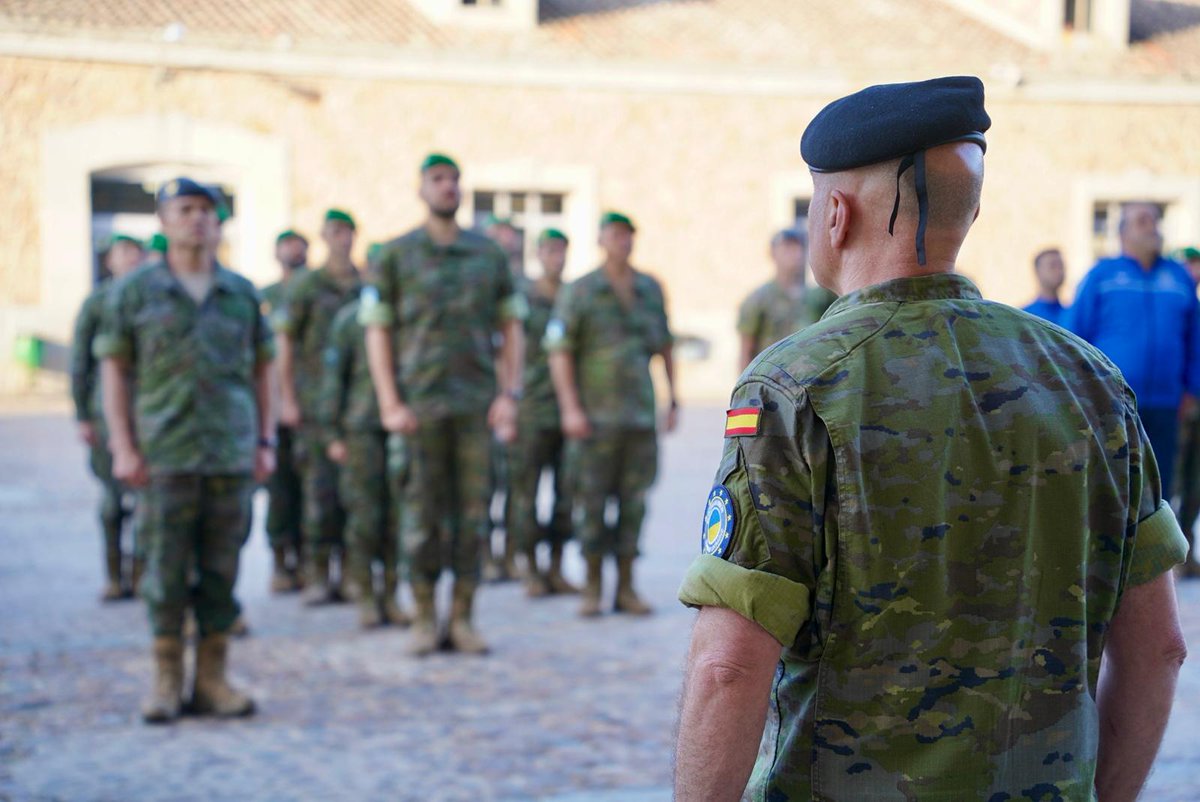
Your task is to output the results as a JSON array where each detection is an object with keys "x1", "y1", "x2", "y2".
[
  {"x1": 366, "y1": 242, "x2": 384, "y2": 262},
  {"x1": 485, "y1": 214, "x2": 513, "y2": 229},
  {"x1": 276, "y1": 229, "x2": 308, "y2": 245},
  {"x1": 538, "y1": 228, "x2": 569, "y2": 244},
  {"x1": 420, "y1": 153, "x2": 460, "y2": 173},
  {"x1": 105, "y1": 233, "x2": 144, "y2": 251},
  {"x1": 216, "y1": 200, "x2": 232, "y2": 224},
  {"x1": 324, "y1": 209, "x2": 356, "y2": 230},
  {"x1": 1177, "y1": 246, "x2": 1200, "y2": 261},
  {"x1": 148, "y1": 233, "x2": 168, "y2": 253},
  {"x1": 600, "y1": 211, "x2": 636, "y2": 231}
]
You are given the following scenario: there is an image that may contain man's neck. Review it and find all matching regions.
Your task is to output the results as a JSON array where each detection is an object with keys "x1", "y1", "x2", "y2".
[
  {"x1": 1125, "y1": 250, "x2": 1158, "y2": 271},
  {"x1": 1037, "y1": 291, "x2": 1060, "y2": 304},
  {"x1": 775, "y1": 272, "x2": 804, "y2": 293},
  {"x1": 326, "y1": 255, "x2": 355, "y2": 277},
  {"x1": 834, "y1": 254, "x2": 956, "y2": 297},
  {"x1": 166, "y1": 244, "x2": 213, "y2": 275},
  {"x1": 279, "y1": 264, "x2": 304, "y2": 282},
  {"x1": 425, "y1": 215, "x2": 459, "y2": 247},
  {"x1": 602, "y1": 259, "x2": 632, "y2": 279},
  {"x1": 536, "y1": 275, "x2": 562, "y2": 297}
]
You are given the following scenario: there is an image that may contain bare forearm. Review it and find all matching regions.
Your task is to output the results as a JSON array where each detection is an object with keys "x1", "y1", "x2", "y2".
[
  {"x1": 500, "y1": 319, "x2": 524, "y2": 394},
  {"x1": 277, "y1": 337, "x2": 299, "y2": 408},
  {"x1": 661, "y1": 344, "x2": 678, "y2": 406},
  {"x1": 101, "y1": 359, "x2": 136, "y2": 452},
  {"x1": 739, "y1": 335, "x2": 757, "y2": 372},
  {"x1": 365, "y1": 326, "x2": 402, "y2": 410},
  {"x1": 1096, "y1": 656, "x2": 1183, "y2": 800},
  {"x1": 255, "y1": 362, "x2": 273, "y2": 437},
  {"x1": 549, "y1": 351, "x2": 582, "y2": 413}
]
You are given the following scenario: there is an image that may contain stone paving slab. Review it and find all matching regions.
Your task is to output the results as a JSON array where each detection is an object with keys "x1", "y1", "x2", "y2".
[{"x1": 1, "y1": 410, "x2": 1199, "y2": 801}]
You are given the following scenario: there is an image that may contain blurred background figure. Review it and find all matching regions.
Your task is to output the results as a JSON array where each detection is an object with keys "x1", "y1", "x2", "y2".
[
  {"x1": 276, "y1": 210, "x2": 361, "y2": 606},
  {"x1": 71, "y1": 233, "x2": 145, "y2": 602},
  {"x1": 736, "y1": 229, "x2": 836, "y2": 370},
  {"x1": 260, "y1": 229, "x2": 309, "y2": 594},
  {"x1": 1174, "y1": 245, "x2": 1200, "y2": 577},
  {"x1": 547, "y1": 211, "x2": 677, "y2": 618},
  {"x1": 1022, "y1": 247, "x2": 1069, "y2": 326},
  {"x1": 1070, "y1": 203, "x2": 1200, "y2": 503}
]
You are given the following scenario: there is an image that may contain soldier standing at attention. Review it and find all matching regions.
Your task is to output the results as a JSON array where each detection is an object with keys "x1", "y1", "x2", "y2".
[
  {"x1": 260, "y1": 229, "x2": 309, "y2": 593},
  {"x1": 276, "y1": 210, "x2": 361, "y2": 605},
  {"x1": 1021, "y1": 247, "x2": 1070, "y2": 326},
  {"x1": 362, "y1": 153, "x2": 526, "y2": 656},
  {"x1": 72, "y1": 233, "x2": 145, "y2": 601},
  {"x1": 509, "y1": 228, "x2": 577, "y2": 597},
  {"x1": 737, "y1": 229, "x2": 836, "y2": 369},
  {"x1": 546, "y1": 211, "x2": 679, "y2": 618},
  {"x1": 97, "y1": 177, "x2": 274, "y2": 723},
  {"x1": 674, "y1": 77, "x2": 1188, "y2": 801}
]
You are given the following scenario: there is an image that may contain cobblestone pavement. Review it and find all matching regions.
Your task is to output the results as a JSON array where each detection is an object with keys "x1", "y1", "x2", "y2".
[{"x1": 2, "y1": 408, "x2": 1199, "y2": 801}]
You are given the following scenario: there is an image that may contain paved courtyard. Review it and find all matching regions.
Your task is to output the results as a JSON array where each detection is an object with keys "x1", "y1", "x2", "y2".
[{"x1": 2, "y1": 405, "x2": 1200, "y2": 801}]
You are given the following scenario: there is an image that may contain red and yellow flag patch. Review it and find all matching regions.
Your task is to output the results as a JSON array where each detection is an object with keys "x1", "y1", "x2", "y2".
[{"x1": 724, "y1": 406, "x2": 761, "y2": 437}]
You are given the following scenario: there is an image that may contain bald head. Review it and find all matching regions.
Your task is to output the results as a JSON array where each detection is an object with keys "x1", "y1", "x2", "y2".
[
  {"x1": 1118, "y1": 202, "x2": 1163, "y2": 266},
  {"x1": 808, "y1": 142, "x2": 984, "y2": 294}
]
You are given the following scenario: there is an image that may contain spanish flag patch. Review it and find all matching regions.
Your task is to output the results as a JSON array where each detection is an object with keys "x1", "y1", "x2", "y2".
[{"x1": 724, "y1": 407, "x2": 761, "y2": 437}]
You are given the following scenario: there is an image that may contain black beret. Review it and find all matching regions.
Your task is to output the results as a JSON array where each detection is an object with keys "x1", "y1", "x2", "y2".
[
  {"x1": 801, "y1": 76, "x2": 990, "y2": 173},
  {"x1": 156, "y1": 176, "x2": 219, "y2": 207}
]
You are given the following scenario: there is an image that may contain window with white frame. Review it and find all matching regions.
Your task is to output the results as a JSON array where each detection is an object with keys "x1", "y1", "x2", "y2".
[
  {"x1": 1090, "y1": 199, "x2": 1171, "y2": 262},
  {"x1": 472, "y1": 189, "x2": 568, "y2": 268}
]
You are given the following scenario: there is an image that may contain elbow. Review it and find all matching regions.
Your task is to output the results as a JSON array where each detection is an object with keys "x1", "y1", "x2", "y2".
[
  {"x1": 693, "y1": 654, "x2": 758, "y2": 690},
  {"x1": 1161, "y1": 635, "x2": 1188, "y2": 670}
]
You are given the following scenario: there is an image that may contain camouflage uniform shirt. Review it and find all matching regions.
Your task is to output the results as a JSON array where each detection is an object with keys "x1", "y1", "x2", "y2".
[
  {"x1": 94, "y1": 261, "x2": 274, "y2": 475},
  {"x1": 679, "y1": 273, "x2": 1188, "y2": 800},
  {"x1": 543, "y1": 267, "x2": 672, "y2": 429},
  {"x1": 318, "y1": 299, "x2": 379, "y2": 438},
  {"x1": 358, "y1": 226, "x2": 527, "y2": 418},
  {"x1": 259, "y1": 267, "x2": 307, "y2": 322},
  {"x1": 737, "y1": 278, "x2": 837, "y2": 353},
  {"x1": 519, "y1": 276, "x2": 563, "y2": 428},
  {"x1": 71, "y1": 282, "x2": 110, "y2": 424}
]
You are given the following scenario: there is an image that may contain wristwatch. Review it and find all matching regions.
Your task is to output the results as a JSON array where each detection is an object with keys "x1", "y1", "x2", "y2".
[
  {"x1": 506, "y1": 389, "x2": 524, "y2": 402},
  {"x1": 257, "y1": 436, "x2": 277, "y2": 449}
]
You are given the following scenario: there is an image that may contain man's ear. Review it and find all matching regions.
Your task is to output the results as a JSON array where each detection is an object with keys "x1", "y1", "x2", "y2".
[{"x1": 829, "y1": 189, "x2": 850, "y2": 250}]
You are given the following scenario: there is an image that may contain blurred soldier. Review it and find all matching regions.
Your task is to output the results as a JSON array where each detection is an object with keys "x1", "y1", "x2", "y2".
[
  {"x1": 737, "y1": 229, "x2": 836, "y2": 369},
  {"x1": 72, "y1": 233, "x2": 144, "y2": 601},
  {"x1": 1022, "y1": 247, "x2": 1069, "y2": 326},
  {"x1": 675, "y1": 77, "x2": 1187, "y2": 800},
  {"x1": 97, "y1": 177, "x2": 274, "y2": 724},
  {"x1": 1174, "y1": 245, "x2": 1200, "y2": 576},
  {"x1": 509, "y1": 228, "x2": 577, "y2": 597},
  {"x1": 277, "y1": 210, "x2": 361, "y2": 605},
  {"x1": 486, "y1": 214, "x2": 525, "y2": 279},
  {"x1": 259, "y1": 230, "x2": 309, "y2": 593},
  {"x1": 362, "y1": 153, "x2": 526, "y2": 656},
  {"x1": 546, "y1": 211, "x2": 679, "y2": 618}
]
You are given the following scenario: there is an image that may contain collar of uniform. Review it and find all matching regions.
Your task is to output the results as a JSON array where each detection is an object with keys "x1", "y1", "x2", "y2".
[
  {"x1": 825, "y1": 272, "x2": 981, "y2": 318},
  {"x1": 1117, "y1": 253, "x2": 1178, "y2": 273},
  {"x1": 414, "y1": 226, "x2": 473, "y2": 255},
  {"x1": 146, "y1": 260, "x2": 236, "y2": 295}
]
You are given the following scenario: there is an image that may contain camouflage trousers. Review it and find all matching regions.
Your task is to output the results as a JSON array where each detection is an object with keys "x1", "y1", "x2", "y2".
[
  {"x1": 1176, "y1": 408, "x2": 1200, "y2": 550},
  {"x1": 339, "y1": 429, "x2": 399, "y2": 592},
  {"x1": 87, "y1": 435, "x2": 133, "y2": 563},
  {"x1": 265, "y1": 424, "x2": 304, "y2": 553},
  {"x1": 398, "y1": 414, "x2": 491, "y2": 584},
  {"x1": 568, "y1": 427, "x2": 658, "y2": 558},
  {"x1": 137, "y1": 473, "x2": 253, "y2": 637},
  {"x1": 297, "y1": 426, "x2": 346, "y2": 562},
  {"x1": 507, "y1": 426, "x2": 572, "y2": 551}
]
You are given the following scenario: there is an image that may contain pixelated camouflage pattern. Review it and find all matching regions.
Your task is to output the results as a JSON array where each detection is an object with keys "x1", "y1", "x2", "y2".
[
  {"x1": 358, "y1": 227, "x2": 526, "y2": 419},
  {"x1": 569, "y1": 428, "x2": 657, "y2": 558},
  {"x1": 682, "y1": 273, "x2": 1187, "y2": 800},
  {"x1": 519, "y1": 276, "x2": 562, "y2": 428},
  {"x1": 296, "y1": 427, "x2": 346, "y2": 559},
  {"x1": 508, "y1": 426, "x2": 572, "y2": 551},
  {"x1": 274, "y1": 265, "x2": 361, "y2": 420},
  {"x1": 1175, "y1": 404, "x2": 1200, "y2": 552},
  {"x1": 93, "y1": 261, "x2": 274, "y2": 475},
  {"x1": 259, "y1": 267, "x2": 306, "y2": 320},
  {"x1": 339, "y1": 430, "x2": 398, "y2": 593},
  {"x1": 71, "y1": 283, "x2": 109, "y2": 424},
  {"x1": 317, "y1": 300, "x2": 379, "y2": 437},
  {"x1": 265, "y1": 424, "x2": 303, "y2": 551},
  {"x1": 736, "y1": 278, "x2": 837, "y2": 356}
]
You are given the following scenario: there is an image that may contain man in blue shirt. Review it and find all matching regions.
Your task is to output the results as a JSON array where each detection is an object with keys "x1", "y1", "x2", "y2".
[
  {"x1": 1022, "y1": 247, "x2": 1069, "y2": 326},
  {"x1": 1070, "y1": 203, "x2": 1200, "y2": 498}
]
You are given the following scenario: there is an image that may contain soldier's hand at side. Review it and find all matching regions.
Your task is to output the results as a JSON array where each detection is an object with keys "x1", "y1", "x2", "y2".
[
  {"x1": 254, "y1": 446, "x2": 276, "y2": 484},
  {"x1": 280, "y1": 398, "x2": 302, "y2": 428},
  {"x1": 489, "y1": 394, "x2": 519, "y2": 445},
  {"x1": 561, "y1": 406, "x2": 592, "y2": 440},
  {"x1": 112, "y1": 446, "x2": 149, "y2": 488},
  {"x1": 381, "y1": 402, "x2": 419, "y2": 435},
  {"x1": 78, "y1": 421, "x2": 98, "y2": 447},
  {"x1": 663, "y1": 403, "x2": 680, "y2": 434},
  {"x1": 327, "y1": 440, "x2": 348, "y2": 464}
]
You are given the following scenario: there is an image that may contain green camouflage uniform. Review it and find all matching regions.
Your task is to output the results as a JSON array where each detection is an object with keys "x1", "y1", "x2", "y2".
[
  {"x1": 544, "y1": 267, "x2": 672, "y2": 558},
  {"x1": 71, "y1": 282, "x2": 133, "y2": 579},
  {"x1": 260, "y1": 273, "x2": 306, "y2": 556},
  {"x1": 95, "y1": 261, "x2": 274, "y2": 637},
  {"x1": 737, "y1": 278, "x2": 836, "y2": 357},
  {"x1": 274, "y1": 266, "x2": 361, "y2": 569},
  {"x1": 678, "y1": 273, "x2": 1188, "y2": 799},
  {"x1": 1175, "y1": 404, "x2": 1200, "y2": 556},
  {"x1": 508, "y1": 277, "x2": 571, "y2": 551},
  {"x1": 317, "y1": 300, "x2": 398, "y2": 597},
  {"x1": 359, "y1": 227, "x2": 526, "y2": 583}
]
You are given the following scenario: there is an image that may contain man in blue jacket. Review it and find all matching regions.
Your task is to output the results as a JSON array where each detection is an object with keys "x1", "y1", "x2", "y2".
[
  {"x1": 1022, "y1": 247, "x2": 1069, "y2": 326},
  {"x1": 1070, "y1": 202, "x2": 1200, "y2": 498}
]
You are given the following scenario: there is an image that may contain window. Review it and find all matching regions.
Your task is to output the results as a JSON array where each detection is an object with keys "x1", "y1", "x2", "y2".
[
  {"x1": 471, "y1": 189, "x2": 569, "y2": 268},
  {"x1": 1090, "y1": 199, "x2": 1170, "y2": 263},
  {"x1": 1064, "y1": 0, "x2": 1092, "y2": 32},
  {"x1": 792, "y1": 198, "x2": 811, "y2": 237}
]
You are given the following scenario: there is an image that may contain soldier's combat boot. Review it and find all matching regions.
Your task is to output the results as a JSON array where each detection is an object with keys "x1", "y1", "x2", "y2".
[
  {"x1": 141, "y1": 636, "x2": 184, "y2": 724},
  {"x1": 408, "y1": 582, "x2": 439, "y2": 656},
  {"x1": 546, "y1": 543, "x2": 579, "y2": 595},
  {"x1": 270, "y1": 545, "x2": 297, "y2": 593},
  {"x1": 614, "y1": 555, "x2": 653, "y2": 615},
  {"x1": 501, "y1": 535, "x2": 520, "y2": 582},
  {"x1": 523, "y1": 547, "x2": 550, "y2": 598},
  {"x1": 353, "y1": 556, "x2": 381, "y2": 628},
  {"x1": 190, "y1": 633, "x2": 255, "y2": 717},
  {"x1": 579, "y1": 555, "x2": 604, "y2": 618},
  {"x1": 381, "y1": 567, "x2": 411, "y2": 627},
  {"x1": 302, "y1": 552, "x2": 334, "y2": 606},
  {"x1": 448, "y1": 580, "x2": 489, "y2": 654},
  {"x1": 130, "y1": 556, "x2": 145, "y2": 596},
  {"x1": 228, "y1": 613, "x2": 250, "y2": 638},
  {"x1": 101, "y1": 540, "x2": 123, "y2": 602}
]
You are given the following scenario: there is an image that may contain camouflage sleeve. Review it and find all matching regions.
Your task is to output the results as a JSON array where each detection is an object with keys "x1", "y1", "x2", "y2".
[
  {"x1": 315, "y1": 319, "x2": 352, "y2": 442},
  {"x1": 735, "y1": 290, "x2": 762, "y2": 338},
  {"x1": 494, "y1": 247, "x2": 529, "y2": 323},
  {"x1": 542, "y1": 282, "x2": 577, "y2": 353},
  {"x1": 252, "y1": 287, "x2": 275, "y2": 366},
  {"x1": 92, "y1": 278, "x2": 134, "y2": 363},
  {"x1": 650, "y1": 277, "x2": 674, "y2": 350},
  {"x1": 359, "y1": 246, "x2": 396, "y2": 328},
  {"x1": 70, "y1": 293, "x2": 100, "y2": 421},
  {"x1": 1124, "y1": 399, "x2": 1189, "y2": 588},
  {"x1": 273, "y1": 276, "x2": 307, "y2": 337},
  {"x1": 678, "y1": 378, "x2": 832, "y2": 646}
]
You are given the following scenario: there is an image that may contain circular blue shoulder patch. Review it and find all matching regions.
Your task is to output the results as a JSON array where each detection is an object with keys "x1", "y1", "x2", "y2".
[{"x1": 701, "y1": 485, "x2": 736, "y2": 557}]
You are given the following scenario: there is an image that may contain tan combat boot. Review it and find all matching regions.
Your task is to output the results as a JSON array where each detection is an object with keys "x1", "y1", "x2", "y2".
[
  {"x1": 407, "y1": 582, "x2": 440, "y2": 656},
  {"x1": 130, "y1": 556, "x2": 145, "y2": 596},
  {"x1": 501, "y1": 535, "x2": 520, "y2": 582},
  {"x1": 579, "y1": 555, "x2": 604, "y2": 618},
  {"x1": 101, "y1": 545, "x2": 123, "y2": 602},
  {"x1": 190, "y1": 633, "x2": 255, "y2": 717},
  {"x1": 523, "y1": 547, "x2": 550, "y2": 598},
  {"x1": 545, "y1": 543, "x2": 579, "y2": 595},
  {"x1": 614, "y1": 555, "x2": 653, "y2": 615},
  {"x1": 447, "y1": 580, "x2": 489, "y2": 655},
  {"x1": 381, "y1": 567, "x2": 411, "y2": 627},
  {"x1": 302, "y1": 552, "x2": 333, "y2": 606},
  {"x1": 141, "y1": 636, "x2": 184, "y2": 724},
  {"x1": 228, "y1": 613, "x2": 250, "y2": 638},
  {"x1": 269, "y1": 545, "x2": 297, "y2": 593}
]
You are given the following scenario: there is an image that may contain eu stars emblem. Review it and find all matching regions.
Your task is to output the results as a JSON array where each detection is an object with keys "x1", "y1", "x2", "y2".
[{"x1": 701, "y1": 485, "x2": 735, "y2": 557}]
